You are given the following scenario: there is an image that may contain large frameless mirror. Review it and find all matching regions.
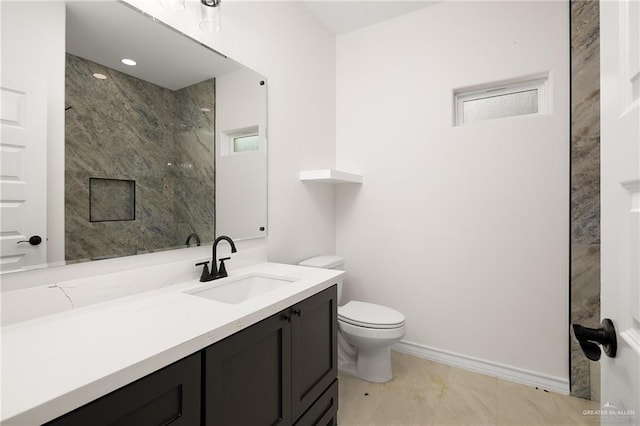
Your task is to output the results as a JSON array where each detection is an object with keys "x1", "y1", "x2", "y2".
[{"x1": 0, "y1": 1, "x2": 267, "y2": 273}]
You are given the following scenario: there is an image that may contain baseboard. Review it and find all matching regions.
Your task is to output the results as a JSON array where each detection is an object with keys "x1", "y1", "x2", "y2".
[{"x1": 392, "y1": 340, "x2": 570, "y2": 395}]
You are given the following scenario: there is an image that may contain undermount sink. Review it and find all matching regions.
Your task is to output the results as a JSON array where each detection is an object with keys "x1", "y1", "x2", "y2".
[{"x1": 186, "y1": 273, "x2": 298, "y2": 304}]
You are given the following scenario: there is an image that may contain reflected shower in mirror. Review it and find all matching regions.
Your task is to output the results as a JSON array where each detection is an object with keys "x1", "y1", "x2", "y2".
[{"x1": 65, "y1": 54, "x2": 216, "y2": 262}]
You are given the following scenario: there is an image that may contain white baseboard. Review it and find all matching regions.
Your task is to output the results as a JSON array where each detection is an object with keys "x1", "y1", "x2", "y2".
[{"x1": 392, "y1": 340, "x2": 570, "y2": 395}]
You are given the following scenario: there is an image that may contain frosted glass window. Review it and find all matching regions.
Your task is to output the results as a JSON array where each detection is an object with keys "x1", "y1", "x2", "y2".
[
  {"x1": 462, "y1": 89, "x2": 538, "y2": 123},
  {"x1": 454, "y1": 76, "x2": 548, "y2": 126},
  {"x1": 233, "y1": 134, "x2": 259, "y2": 152}
]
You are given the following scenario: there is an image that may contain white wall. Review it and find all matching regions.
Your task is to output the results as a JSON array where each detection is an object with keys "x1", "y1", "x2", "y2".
[
  {"x1": 2, "y1": 0, "x2": 336, "y2": 290},
  {"x1": 336, "y1": 1, "x2": 570, "y2": 386}
]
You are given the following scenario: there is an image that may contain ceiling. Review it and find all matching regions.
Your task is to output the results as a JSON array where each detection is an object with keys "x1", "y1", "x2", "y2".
[
  {"x1": 66, "y1": 2, "x2": 242, "y2": 91},
  {"x1": 65, "y1": 1, "x2": 438, "y2": 90},
  {"x1": 301, "y1": 1, "x2": 439, "y2": 35}
]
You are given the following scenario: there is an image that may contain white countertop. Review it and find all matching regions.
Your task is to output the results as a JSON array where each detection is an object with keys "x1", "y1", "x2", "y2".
[{"x1": 1, "y1": 262, "x2": 344, "y2": 425}]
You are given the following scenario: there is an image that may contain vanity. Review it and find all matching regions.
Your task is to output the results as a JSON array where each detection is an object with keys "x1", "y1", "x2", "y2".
[
  {"x1": 1, "y1": 2, "x2": 339, "y2": 424},
  {"x1": 1, "y1": 263, "x2": 344, "y2": 425}
]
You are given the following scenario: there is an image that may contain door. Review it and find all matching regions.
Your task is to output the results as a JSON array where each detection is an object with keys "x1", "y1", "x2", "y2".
[
  {"x1": 0, "y1": 77, "x2": 47, "y2": 272},
  {"x1": 600, "y1": 0, "x2": 640, "y2": 421},
  {"x1": 290, "y1": 285, "x2": 337, "y2": 422},
  {"x1": 205, "y1": 311, "x2": 292, "y2": 426}
]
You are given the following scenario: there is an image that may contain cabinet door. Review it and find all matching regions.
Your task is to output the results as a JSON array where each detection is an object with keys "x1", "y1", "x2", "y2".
[
  {"x1": 205, "y1": 311, "x2": 292, "y2": 426},
  {"x1": 290, "y1": 285, "x2": 338, "y2": 421},
  {"x1": 45, "y1": 353, "x2": 201, "y2": 426}
]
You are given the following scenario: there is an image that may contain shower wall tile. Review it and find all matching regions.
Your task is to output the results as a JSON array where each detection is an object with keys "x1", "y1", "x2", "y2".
[
  {"x1": 65, "y1": 55, "x2": 176, "y2": 178},
  {"x1": 570, "y1": 0, "x2": 600, "y2": 400},
  {"x1": 571, "y1": 0, "x2": 600, "y2": 244},
  {"x1": 174, "y1": 79, "x2": 216, "y2": 238},
  {"x1": 175, "y1": 177, "x2": 215, "y2": 243},
  {"x1": 570, "y1": 242, "x2": 601, "y2": 399},
  {"x1": 65, "y1": 54, "x2": 215, "y2": 262}
]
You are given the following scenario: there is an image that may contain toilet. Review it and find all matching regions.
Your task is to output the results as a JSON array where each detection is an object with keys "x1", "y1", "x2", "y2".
[{"x1": 298, "y1": 256, "x2": 406, "y2": 383}]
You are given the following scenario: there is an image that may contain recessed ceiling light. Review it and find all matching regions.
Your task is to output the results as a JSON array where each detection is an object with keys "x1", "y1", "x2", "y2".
[
  {"x1": 92, "y1": 73, "x2": 108, "y2": 80},
  {"x1": 200, "y1": 107, "x2": 211, "y2": 112},
  {"x1": 121, "y1": 58, "x2": 137, "y2": 66}
]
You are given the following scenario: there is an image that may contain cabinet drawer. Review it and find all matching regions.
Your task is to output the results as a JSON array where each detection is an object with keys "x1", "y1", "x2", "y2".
[
  {"x1": 45, "y1": 353, "x2": 201, "y2": 426},
  {"x1": 294, "y1": 379, "x2": 338, "y2": 426}
]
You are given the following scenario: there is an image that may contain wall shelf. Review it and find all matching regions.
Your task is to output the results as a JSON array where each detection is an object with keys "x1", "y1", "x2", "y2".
[{"x1": 299, "y1": 169, "x2": 363, "y2": 184}]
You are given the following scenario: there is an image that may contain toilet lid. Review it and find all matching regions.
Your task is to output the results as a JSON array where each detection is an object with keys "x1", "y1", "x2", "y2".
[{"x1": 338, "y1": 301, "x2": 405, "y2": 329}]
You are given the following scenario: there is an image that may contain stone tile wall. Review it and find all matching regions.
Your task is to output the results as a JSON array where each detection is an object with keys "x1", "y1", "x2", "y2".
[
  {"x1": 570, "y1": 0, "x2": 600, "y2": 401},
  {"x1": 65, "y1": 54, "x2": 214, "y2": 262}
]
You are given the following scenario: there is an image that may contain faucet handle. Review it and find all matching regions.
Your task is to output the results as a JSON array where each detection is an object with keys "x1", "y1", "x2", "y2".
[
  {"x1": 195, "y1": 261, "x2": 211, "y2": 282},
  {"x1": 217, "y1": 257, "x2": 231, "y2": 279}
]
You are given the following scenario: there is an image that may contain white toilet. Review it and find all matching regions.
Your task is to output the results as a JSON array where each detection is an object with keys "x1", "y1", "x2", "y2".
[{"x1": 298, "y1": 255, "x2": 406, "y2": 383}]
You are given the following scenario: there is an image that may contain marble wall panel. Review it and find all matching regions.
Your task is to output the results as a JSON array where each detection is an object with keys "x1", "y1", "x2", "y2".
[
  {"x1": 173, "y1": 79, "x2": 215, "y2": 239},
  {"x1": 65, "y1": 54, "x2": 215, "y2": 262},
  {"x1": 570, "y1": 0, "x2": 600, "y2": 401}
]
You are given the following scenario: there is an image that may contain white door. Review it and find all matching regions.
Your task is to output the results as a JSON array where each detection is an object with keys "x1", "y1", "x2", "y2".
[
  {"x1": 600, "y1": 0, "x2": 640, "y2": 422},
  {"x1": 0, "y1": 77, "x2": 47, "y2": 272}
]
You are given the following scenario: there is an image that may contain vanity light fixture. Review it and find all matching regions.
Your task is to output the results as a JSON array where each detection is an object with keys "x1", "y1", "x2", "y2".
[
  {"x1": 92, "y1": 73, "x2": 108, "y2": 80},
  {"x1": 121, "y1": 58, "x2": 137, "y2": 66},
  {"x1": 200, "y1": 0, "x2": 221, "y2": 33},
  {"x1": 159, "y1": 0, "x2": 185, "y2": 12}
]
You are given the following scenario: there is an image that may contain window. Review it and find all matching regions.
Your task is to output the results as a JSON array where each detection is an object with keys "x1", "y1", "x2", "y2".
[
  {"x1": 233, "y1": 133, "x2": 259, "y2": 153},
  {"x1": 222, "y1": 126, "x2": 260, "y2": 155},
  {"x1": 454, "y1": 75, "x2": 548, "y2": 126}
]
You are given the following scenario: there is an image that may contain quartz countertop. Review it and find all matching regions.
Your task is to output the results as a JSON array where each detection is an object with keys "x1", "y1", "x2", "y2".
[{"x1": 1, "y1": 262, "x2": 344, "y2": 425}]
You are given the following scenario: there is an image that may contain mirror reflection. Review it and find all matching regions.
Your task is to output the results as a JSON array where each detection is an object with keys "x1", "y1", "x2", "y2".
[{"x1": 0, "y1": 1, "x2": 267, "y2": 273}]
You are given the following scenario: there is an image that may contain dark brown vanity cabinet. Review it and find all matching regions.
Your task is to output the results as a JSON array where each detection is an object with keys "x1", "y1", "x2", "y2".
[
  {"x1": 45, "y1": 352, "x2": 202, "y2": 426},
  {"x1": 204, "y1": 285, "x2": 338, "y2": 426}
]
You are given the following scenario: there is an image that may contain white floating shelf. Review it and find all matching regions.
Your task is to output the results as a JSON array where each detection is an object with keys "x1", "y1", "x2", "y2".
[{"x1": 299, "y1": 169, "x2": 364, "y2": 184}]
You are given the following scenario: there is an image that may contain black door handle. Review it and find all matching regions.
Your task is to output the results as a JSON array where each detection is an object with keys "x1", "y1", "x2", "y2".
[
  {"x1": 16, "y1": 235, "x2": 42, "y2": 246},
  {"x1": 572, "y1": 318, "x2": 617, "y2": 361}
]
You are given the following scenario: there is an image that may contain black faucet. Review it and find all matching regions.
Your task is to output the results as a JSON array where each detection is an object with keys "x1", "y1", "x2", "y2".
[
  {"x1": 195, "y1": 235, "x2": 237, "y2": 282},
  {"x1": 185, "y1": 232, "x2": 201, "y2": 247}
]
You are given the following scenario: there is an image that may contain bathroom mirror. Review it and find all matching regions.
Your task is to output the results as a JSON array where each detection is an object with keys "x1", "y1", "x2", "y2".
[{"x1": 0, "y1": 1, "x2": 267, "y2": 273}]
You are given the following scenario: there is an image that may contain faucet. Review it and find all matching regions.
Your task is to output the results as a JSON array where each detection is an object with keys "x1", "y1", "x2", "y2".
[
  {"x1": 185, "y1": 232, "x2": 201, "y2": 247},
  {"x1": 195, "y1": 235, "x2": 237, "y2": 282}
]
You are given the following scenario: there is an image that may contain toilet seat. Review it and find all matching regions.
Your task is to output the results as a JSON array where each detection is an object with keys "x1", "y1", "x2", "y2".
[{"x1": 338, "y1": 301, "x2": 405, "y2": 329}]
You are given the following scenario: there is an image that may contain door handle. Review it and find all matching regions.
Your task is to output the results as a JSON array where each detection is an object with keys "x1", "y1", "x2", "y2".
[
  {"x1": 572, "y1": 318, "x2": 617, "y2": 361},
  {"x1": 16, "y1": 235, "x2": 42, "y2": 246}
]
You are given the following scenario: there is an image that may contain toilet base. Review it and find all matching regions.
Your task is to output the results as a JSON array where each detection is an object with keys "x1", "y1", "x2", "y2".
[
  {"x1": 338, "y1": 347, "x2": 393, "y2": 383},
  {"x1": 356, "y1": 346, "x2": 392, "y2": 383},
  {"x1": 338, "y1": 333, "x2": 394, "y2": 383}
]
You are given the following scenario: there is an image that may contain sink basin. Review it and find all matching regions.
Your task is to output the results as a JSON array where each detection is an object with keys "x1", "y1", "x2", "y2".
[{"x1": 186, "y1": 273, "x2": 297, "y2": 304}]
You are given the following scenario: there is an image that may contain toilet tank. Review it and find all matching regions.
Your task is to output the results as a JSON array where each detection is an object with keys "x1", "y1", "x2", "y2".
[{"x1": 298, "y1": 255, "x2": 344, "y2": 303}]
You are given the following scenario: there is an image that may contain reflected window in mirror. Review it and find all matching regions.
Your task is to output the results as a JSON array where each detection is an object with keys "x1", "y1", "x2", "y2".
[{"x1": 230, "y1": 127, "x2": 260, "y2": 153}]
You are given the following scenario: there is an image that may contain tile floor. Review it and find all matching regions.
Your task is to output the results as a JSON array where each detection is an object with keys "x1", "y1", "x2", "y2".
[{"x1": 337, "y1": 351, "x2": 601, "y2": 426}]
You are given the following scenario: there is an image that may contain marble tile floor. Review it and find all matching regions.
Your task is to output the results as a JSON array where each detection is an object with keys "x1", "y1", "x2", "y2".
[{"x1": 337, "y1": 351, "x2": 600, "y2": 426}]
